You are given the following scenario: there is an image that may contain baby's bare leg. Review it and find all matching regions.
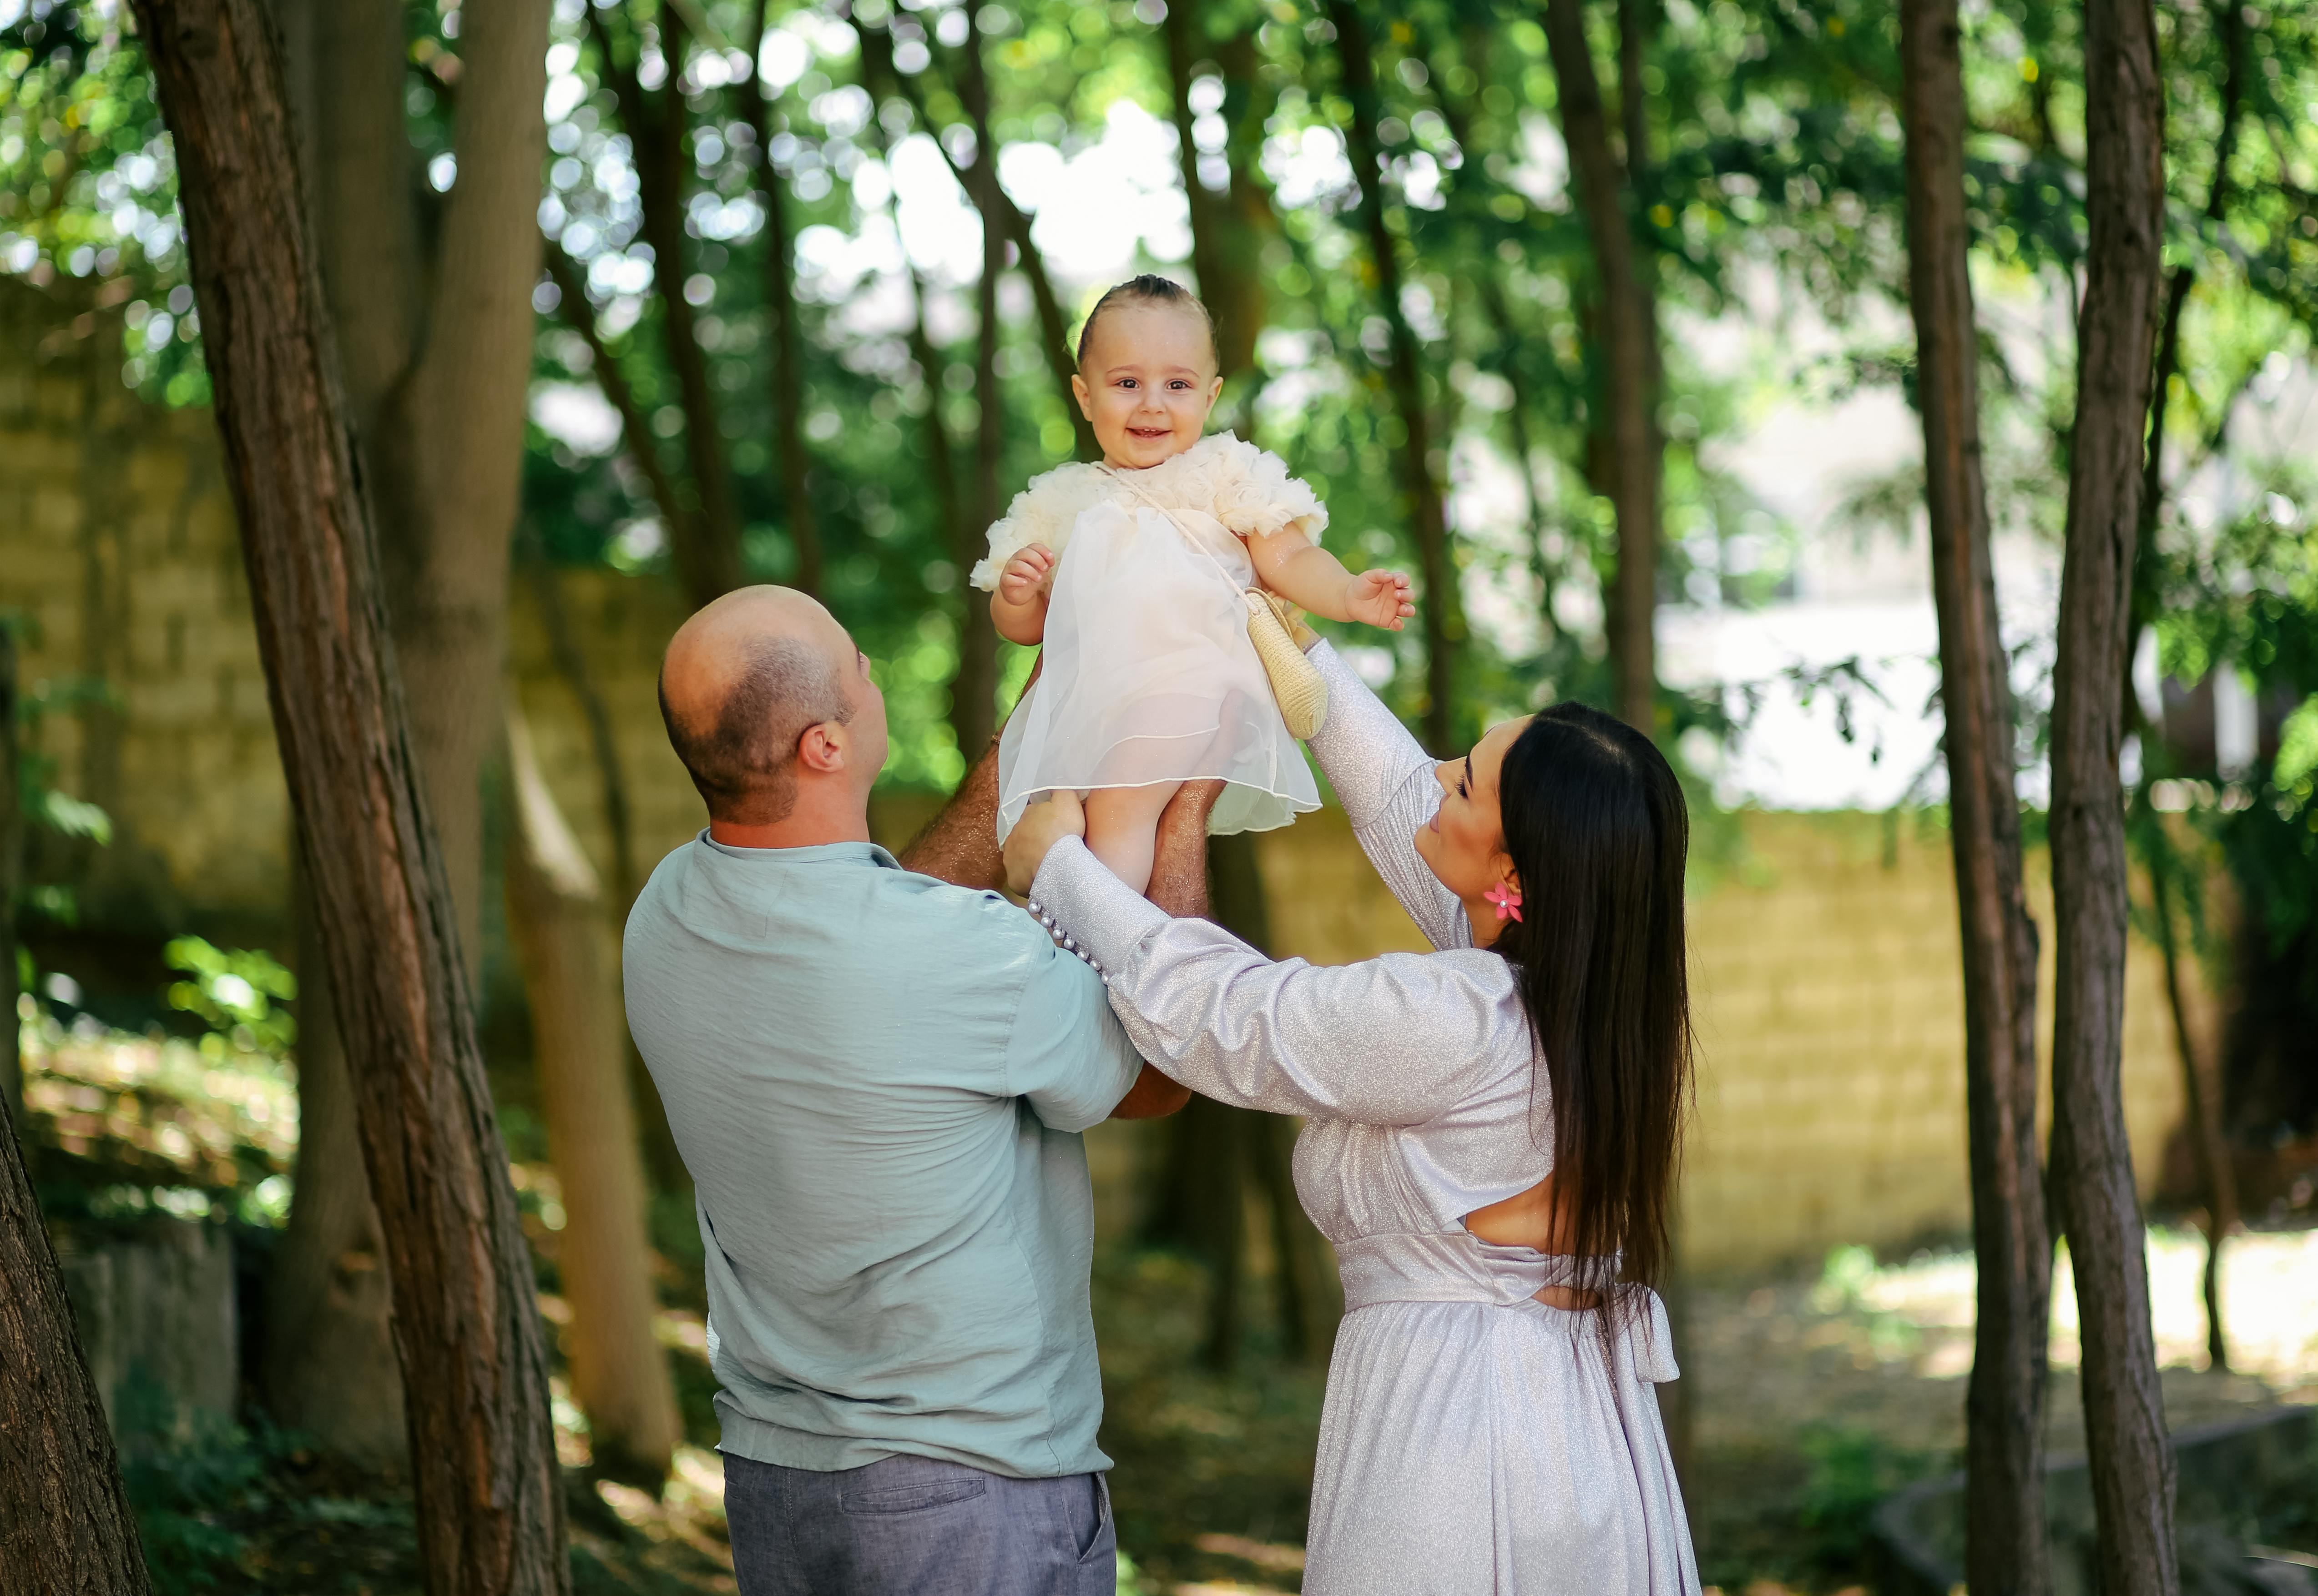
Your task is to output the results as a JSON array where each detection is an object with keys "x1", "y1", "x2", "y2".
[{"x1": 1083, "y1": 782, "x2": 1184, "y2": 896}]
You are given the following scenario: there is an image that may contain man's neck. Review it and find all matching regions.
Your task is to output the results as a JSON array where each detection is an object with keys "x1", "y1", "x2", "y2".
[{"x1": 709, "y1": 790, "x2": 872, "y2": 851}]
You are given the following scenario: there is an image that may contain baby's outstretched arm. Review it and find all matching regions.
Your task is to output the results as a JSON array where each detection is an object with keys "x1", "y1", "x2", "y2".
[
  {"x1": 991, "y1": 544, "x2": 1055, "y2": 645},
  {"x1": 1246, "y1": 530, "x2": 1415, "y2": 631}
]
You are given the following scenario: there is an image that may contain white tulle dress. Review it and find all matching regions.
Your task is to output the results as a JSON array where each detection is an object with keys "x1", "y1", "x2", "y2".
[{"x1": 970, "y1": 433, "x2": 1327, "y2": 841}]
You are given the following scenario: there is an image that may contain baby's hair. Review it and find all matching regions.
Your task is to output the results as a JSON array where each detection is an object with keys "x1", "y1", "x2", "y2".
[{"x1": 1074, "y1": 274, "x2": 1218, "y2": 369}]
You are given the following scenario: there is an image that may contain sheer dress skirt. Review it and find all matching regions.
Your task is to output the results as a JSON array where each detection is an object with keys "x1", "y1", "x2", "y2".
[{"x1": 996, "y1": 500, "x2": 1319, "y2": 841}]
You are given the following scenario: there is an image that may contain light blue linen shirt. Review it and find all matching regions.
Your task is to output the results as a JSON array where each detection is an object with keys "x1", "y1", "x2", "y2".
[{"x1": 621, "y1": 834, "x2": 1143, "y2": 1479}]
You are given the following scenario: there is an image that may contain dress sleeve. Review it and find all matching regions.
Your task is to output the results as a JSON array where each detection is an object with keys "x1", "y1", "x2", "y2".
[
  {"x1": 1304, "y1": 643, "x2": 1470, "y2": 951},
  {"x1": 1029, "y1": 839, "x2": 1494, "y2": 1124},
  {"x1": 969, "y1": 463, "x2": 1106, "y2": 591}
]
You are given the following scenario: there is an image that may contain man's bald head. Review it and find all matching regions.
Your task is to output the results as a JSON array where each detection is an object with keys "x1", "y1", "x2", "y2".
[{"x1": 659, "y1": 588, "x2": 867, "y2": 826}]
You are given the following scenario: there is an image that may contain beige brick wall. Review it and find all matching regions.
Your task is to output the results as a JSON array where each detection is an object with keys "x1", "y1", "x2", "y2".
[{"x1": 1, "y1": 277, "x2": 2196, "y2": 1275}]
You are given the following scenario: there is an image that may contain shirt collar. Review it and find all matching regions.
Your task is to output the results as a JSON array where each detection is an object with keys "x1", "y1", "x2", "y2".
[{"x1": 696, "y1": 832, "x2": 900, "y2": 871}]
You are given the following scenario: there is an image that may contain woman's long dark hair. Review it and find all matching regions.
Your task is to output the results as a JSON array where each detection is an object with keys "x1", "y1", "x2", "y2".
[{"x1": 1490, "y1": 702, "x2": 1694, "y2": 1321}]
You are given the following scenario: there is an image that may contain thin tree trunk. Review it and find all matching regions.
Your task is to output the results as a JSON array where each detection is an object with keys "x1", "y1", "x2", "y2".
[
  {"x1": 383, "y1": 0, "x2": 552, "y2": 979},
  {"x1": 1326, "y1": 0, "x2": 1460, "y2": 753},
  {"x1": 956, "y1": 13, "x2": 1096, "y2": 464},
  {"x1": 740, "y1": 0, "x2": 822, "y2": 597},
  {"x1": 2150, "y1": 855, "x2": 2236, "y2": 1369},
  {"x1": 1163, "y1": 0, "x2": 1275, "y2": 392},
  {"x1": 1541, "y1": 0, "x2": 1659, "y2": 734},
  {"x1": 517, "y1": 549, "x2": 685, "y2": 1192},
  {"x1": 865, "y1": 15, "x2": 1096, "y2": 463},
  {"x1": 591, "y1": 3, "x2": 744, "y2": 609},
  {"x1": 2049, "y1": 1, "x2": 2176, "y2": 1589},
  {"x1": 955, "y1": 27, "x2": 1008, "y2": 760},
  {"x1": 268, "y1": 0, "x2": 551, "y2": 1471},
  {"x1": 0, "y1": 1094, "x2": 152, "y2": 1596},
  {"x1": 264, "y1": 855, "x2": 409, "y2": 1469},
  {"x1": 1896, "y1": 4, "x2": 2051, "y2": 1589},
  {"x1": 505, "y1": 703, "x2": 680, "y2": 1488},
  {"x1": 1, "y1": 625, "x2": 21, "y2": 1125},
  {"x1": 128, "y1": 5, "x2": 569, "y2": 1590},
  {"x1": 542, "y1": 237, "x2": 688, "y2": 568}
]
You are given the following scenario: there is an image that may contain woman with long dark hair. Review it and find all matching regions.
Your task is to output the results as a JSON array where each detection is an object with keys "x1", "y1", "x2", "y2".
[{"x1": 1005, "y1": 639, "x2": 1698, "y2": 1592}]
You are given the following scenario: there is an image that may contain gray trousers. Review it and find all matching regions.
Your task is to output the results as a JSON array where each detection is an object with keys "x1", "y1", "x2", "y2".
[{"x1": 723, "y1": 1450, "x2": 1116, "y2": 1596}]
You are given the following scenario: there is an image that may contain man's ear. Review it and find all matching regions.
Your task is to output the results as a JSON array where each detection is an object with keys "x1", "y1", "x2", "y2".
[
  {"x1": 1070, "y1": 372, "x2": 1092, "y2": 420},
  {"x1": 798, "y1": 720, "x2": 848, "y2": 775}
]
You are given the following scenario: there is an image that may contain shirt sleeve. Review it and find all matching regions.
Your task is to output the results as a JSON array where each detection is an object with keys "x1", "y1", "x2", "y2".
[
  {"x1": 1029, "y1": 839, "x2": 1496, "y2": 1125},
  {"x1": 1003, "y1": 914, "x2": 1145, "y2": 1133},
  {"x1": 1304, "y1": 643, "x2": 1470, "y2": 951}
]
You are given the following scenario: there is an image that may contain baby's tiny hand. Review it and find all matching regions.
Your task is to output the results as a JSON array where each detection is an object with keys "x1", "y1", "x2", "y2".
[
  {"x1": 1345, "y1": 569, "x2": 1415, "y2": 632},
  {"x1": 1000, "y1": 544, "x2": 1057, "y2": 606}
]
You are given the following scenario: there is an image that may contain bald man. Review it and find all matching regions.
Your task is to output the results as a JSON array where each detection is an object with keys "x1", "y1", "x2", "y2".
[{"x1": 623, "y1": 588, "x2": 1208, "y2": 1596}]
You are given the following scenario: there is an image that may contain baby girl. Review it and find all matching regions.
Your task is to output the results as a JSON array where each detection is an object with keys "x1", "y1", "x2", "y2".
[{"x1": 970, "y1": 275, "x2": 1414, "y2": 892}]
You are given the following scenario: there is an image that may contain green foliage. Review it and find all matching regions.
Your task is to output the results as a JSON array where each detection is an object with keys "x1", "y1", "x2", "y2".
[
  {"x1": 162, "y1": 937, "x2": 297, "y2": 1059},
  {"x1": 1796, "y1": 1423, "x2": 1933, "y2": 1568}
]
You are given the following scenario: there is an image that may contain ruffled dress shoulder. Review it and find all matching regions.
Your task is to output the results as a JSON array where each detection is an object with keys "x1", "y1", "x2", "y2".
[
  {"x1": 975, "y1": 434, "x2": 1329, "y2": 843},
  {"x1": 969, "y1": 432, "x2": 1327, "y2": 591}
]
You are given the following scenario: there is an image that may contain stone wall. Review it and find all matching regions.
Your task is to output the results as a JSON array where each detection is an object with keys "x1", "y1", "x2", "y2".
[{"x1": 1, "y1": 276, "x2": 2197, "y2": 1275}]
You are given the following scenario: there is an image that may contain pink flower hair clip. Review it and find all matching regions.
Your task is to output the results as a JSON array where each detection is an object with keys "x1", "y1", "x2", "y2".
[{"x1": 1484, "y1": 882, "x2": 1523, "y2": 922}]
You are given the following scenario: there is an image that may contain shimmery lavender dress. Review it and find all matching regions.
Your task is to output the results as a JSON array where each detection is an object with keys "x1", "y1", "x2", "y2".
[{"x1": 1029, "y1": 643, "x2": 1699, "y2": 1595}]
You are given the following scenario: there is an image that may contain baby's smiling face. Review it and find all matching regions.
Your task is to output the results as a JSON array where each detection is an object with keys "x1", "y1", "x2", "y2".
[{"x1": 1070, "y1": 301, "x2": 1225, "y2": 471}]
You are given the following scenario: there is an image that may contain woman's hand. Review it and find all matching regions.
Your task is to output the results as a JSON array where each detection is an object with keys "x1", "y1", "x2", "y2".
[
  {"x1": 999, "y1": 544, "x2": 1056, "y2": 606},
  {"x1": 1343, "y1": 568, "x2": 1415, "y2": 631},
  {"x1": 1004, "y1": 790, "x2": 1086, "y2": 896}
]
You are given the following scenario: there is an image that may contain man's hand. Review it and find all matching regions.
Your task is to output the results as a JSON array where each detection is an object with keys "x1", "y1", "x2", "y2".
[
  {"x1": 1343, "y1": 568, "x2": 1414, "y2": 631},
  {"x1": 999, "y1": 544, "x2": 1056, "y2": 607},
  {"x1": 1003, "y1": 790, "x2": 1086, "y2": 897}
]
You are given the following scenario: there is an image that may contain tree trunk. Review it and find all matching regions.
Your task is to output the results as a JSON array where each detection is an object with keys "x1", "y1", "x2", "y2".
[
  {"x1": 955, "y1": 27, "x2": 1008, "y2": 761},
  {"x1": 517, "y1": 548, "x2": 686, "y2": 1193},
  {"x1": 1896, "y1": 4, "x2": 2052, "y2": 1590},
  {"x1": 128, "y1": 5, "x2": 569, "y2": 1591},
  {"x1": 381, "y1": 0, "x2": 552, "y2": 979},
  {"x1": 2150, "y1": 856, "x2": 2236, "y2": 1370},
  {"x1": 739, "y1": 0, "x2": 822, "y2": 598},
  {"x1": 264, "y1": 856, "x2": 410, "y2": 1470},
  {"x1": 542, "y1": 239, "x2": 689, "y2": 581},
  {"x1": 1162, "y1": 0, "x2": 1276, "y2": 396},
  {"x1": 0, "y1": 1094, "x2": 152, "y2": 1596},
  {"x1": 591, "y1": 3, "x2": 744, "y2": 610},
  {"x1": 1541, "y1": 0, "x2": 1660, "y2": 734},
  {"x1": 1, "y1": 625, "x2": 21, "y2": 1126},
  {"x1": 1326, "y1": 0, "x2": 1460, "y2": 753},
  {"x1": 2049, "y1": 1, "x2": 2176, "y2": 1589},
  {"x1": 864, "y1": 13, "x2": 1096, "y2": 465},
  {"x1": 504, "y1": 704, "x2": 680, "y2": 1488}
]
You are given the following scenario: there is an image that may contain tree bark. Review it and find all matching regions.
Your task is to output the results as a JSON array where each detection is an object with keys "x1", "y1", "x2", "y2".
[
  {"x1": 2049, "y1": 1, "x2": 2176, "y2": 1589},
  {"x1": 1896, "y1": 4, "x2": 2052, "y2": 1590},
  {"x1": 264, "y1": 856, "x2": 410, "y2": 1470},
  {"x1": 504, "y1": 703, "x2": 680, "y2": 1488},
  {"x1": 591, "y1": 3, "x2": 745, "y2": 610},
  {"x1": 1, "y1": 625, "x2": 21, "y2": 1126},
  {"x1": 1541, "y1": 0, "x2": 1660, "y2": 734},
  {"x1": 0, "y1": 1094, "x2": 152, "y2": 1596},
  {"x1": 738, "y1": 0, "x2": 822, "y2": 597},
  {"x1": 128, "y1": 4, "x2": 569, "y2": 1590},
  {"x1": 1326, "y1": 0, "x2": 1460, "y2": 753}
]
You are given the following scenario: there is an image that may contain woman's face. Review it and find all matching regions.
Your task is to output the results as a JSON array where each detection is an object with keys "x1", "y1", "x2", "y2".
[
  {"x1": 1415, "y1": 717, "x2": 1531, "y2": 940},
  {"x1": 1070, "y1": 302, "x2": 1224, "y2": 470}
]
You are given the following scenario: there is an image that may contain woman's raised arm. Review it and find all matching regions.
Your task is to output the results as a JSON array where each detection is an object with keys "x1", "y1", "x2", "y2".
[
  {"x1": 1029, "y1": 838, "x2": 1499, "y2": 1124},
  {"x1": 1304, "y1": 643, "x2": 1468, "y2": 951}
]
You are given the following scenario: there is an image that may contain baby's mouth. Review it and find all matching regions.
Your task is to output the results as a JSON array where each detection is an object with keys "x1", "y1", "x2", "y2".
[{"x1": 1126, "y1": 426, "x2": 1172, "y2": 441}]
